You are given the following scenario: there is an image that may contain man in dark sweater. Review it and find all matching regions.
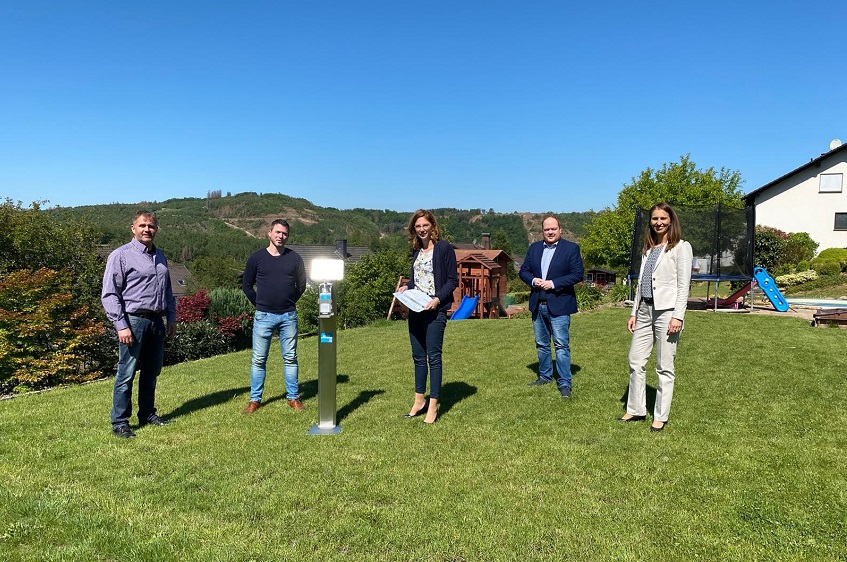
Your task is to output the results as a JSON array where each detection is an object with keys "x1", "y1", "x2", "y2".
[{"x1": 241, "y1": 219, "x2": 307, "y2": 413}]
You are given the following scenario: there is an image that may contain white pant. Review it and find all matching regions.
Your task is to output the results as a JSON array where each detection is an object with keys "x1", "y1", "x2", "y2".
[{"x1": 626, "y1": 302, "x2": 680, "y2": 422}]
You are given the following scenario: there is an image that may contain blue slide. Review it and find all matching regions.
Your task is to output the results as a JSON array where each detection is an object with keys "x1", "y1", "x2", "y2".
[
  {"x1": 753, "y1": 267, "x2": 789, "y2": 312},
  {"x1": 450, "y1": 295, "x2": 479, "y2": 320}
]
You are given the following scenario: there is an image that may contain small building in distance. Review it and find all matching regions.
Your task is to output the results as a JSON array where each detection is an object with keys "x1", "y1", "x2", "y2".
[{"x1": 585, "y1": 268, "x2": 617, "y2": 288}]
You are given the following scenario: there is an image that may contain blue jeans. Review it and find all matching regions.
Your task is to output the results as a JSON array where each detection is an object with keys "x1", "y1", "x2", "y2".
[
  {"x1": 532, "y1": 303, "x2": 572, "y2": 389},
  {"x1": 250, "y1": 310, "x2": 299, "y2": 402},
  {"x1": 111, "y1": 315, "x2": 166, "y2": 427},
  {"x1": 408, "y1": 310, "x2": 447, "y2": 399}
]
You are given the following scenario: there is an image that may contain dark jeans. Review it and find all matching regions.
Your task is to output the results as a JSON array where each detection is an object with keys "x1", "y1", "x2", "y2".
[
  {"x1": 408, "y1": 310, "x2": 447, "y2": 399},
  {"x1": 111, "y1": 315, "x2": 166, "y2": 427}
]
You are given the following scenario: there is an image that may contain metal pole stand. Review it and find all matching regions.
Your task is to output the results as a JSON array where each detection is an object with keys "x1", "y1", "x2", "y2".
[{"x1": 308, "y1": 281, "x2": 341, "y2": 435}]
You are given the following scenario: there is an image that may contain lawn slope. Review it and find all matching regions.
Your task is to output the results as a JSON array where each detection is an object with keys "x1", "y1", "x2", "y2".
[{"x1": 1, "y1": 308, "x2": 845, "y2": 561}]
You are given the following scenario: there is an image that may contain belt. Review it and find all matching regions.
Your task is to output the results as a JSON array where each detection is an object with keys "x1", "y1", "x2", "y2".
[{"x1": 127, "y1": 311, "x2": 164, "y2": 319}]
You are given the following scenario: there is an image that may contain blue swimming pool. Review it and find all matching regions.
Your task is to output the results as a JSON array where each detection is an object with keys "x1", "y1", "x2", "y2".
[{"x1": 785, "y1": 298, "x2": 847, "y2": 309}]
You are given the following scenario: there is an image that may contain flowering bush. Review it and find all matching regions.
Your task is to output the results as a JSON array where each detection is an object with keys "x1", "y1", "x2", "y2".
[{"x1": 774, "y1": 270, "x2": 818, "y2": 287}]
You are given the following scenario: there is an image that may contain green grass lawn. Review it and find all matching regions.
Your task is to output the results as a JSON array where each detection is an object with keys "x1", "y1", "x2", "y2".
[{"x1": 2, "y1": 308, "x2": 845, "y2": 561}]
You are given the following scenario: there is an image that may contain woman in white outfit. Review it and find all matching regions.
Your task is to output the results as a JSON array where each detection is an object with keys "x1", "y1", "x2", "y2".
[{"x1": 619, "y1": 203, "x2": 692, "y2": 432}]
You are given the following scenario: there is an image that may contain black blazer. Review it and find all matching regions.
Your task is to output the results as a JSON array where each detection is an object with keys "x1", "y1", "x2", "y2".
[
  {"x1": 519, "y1": 239, "x2": 584, "y2": 316},
  {"x1": 405, "y1": 240, "x2": 458, "y2": 313}
]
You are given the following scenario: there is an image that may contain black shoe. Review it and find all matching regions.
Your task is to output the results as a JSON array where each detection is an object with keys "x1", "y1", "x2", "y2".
[
  {"x1": 650, "y1": 422, "x2": 667, "y2": 432},
  {"x1": 112, "y1": 425, "x2": 136, "y2": 439},
  {"x1": 559, "y1": 386, "x2": 572, "y2": 398},
  {"x1": 618, "y1": 415, "x2": 647, "y2": 422},
  {"x1": 527, "y1": 378, "x2": 552, "y2": 386},
  {"x1": 139, "y1": 414, "x2": 171, "y2": 427},
  {"x1": 403, "y1": 406, "x2": 428, "y2": 418}
]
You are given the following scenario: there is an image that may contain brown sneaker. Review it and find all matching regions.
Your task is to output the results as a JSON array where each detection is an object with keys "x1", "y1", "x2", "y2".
[
  {"x1": 287, "y1": 398, "x2": 305, "y2": 411},
  {"x1": 243, "y1": 400, "x2": 261, "y2": 414}
]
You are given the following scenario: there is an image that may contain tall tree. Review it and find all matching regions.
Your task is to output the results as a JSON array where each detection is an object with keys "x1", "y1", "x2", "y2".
[{"x1": 581, "y1": 155, "x2": 744, "y2": 269}]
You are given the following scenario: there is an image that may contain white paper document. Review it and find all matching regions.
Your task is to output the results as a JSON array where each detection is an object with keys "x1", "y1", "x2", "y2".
[{"x1": 393, "y1": 289, "x2": 433, "y2": 313}]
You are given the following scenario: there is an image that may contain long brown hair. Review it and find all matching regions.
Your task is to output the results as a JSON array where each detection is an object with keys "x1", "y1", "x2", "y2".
[
  {"x1": 642, "y1": 202, "x2": 682, "y2": 253},
  {"x1": 406, "y1": 209, "x2": 441, "y2": 251}
]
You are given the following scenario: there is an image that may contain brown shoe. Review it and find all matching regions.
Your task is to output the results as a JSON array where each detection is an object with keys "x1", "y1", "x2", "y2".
[
  {"x1": 243, "y1": 400, "x2": 261, "y2": 414},
  {"x1": 288, "y1": 398, "x2": 305, "y2": 411}
]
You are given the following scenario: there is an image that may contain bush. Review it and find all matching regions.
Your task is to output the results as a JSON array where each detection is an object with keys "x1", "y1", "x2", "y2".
[
  {"x1": 774, "y1": 270, "x2": 818, "y2": 287},
  {"x1": 783, "y1": 272, "x2": 847, "y2": 295},
  {"x1": 506, "y1": 276, "x2": 528, "y2": 294},
  {"x1": 296, "y1": 287, "x2": 319, "y2": 335},
  {"x1": 815, "y1": 248, "x2": 847, "y2": 272},
  {"x1": 755, "y1": 226, "x2": 789, "y2": 272},
  {"x1": 783, "y1": 232, "x2": 818, "y2": 264},
  {"x1": 338, "y1": 251, "x2": 408, "y2": 329},
  {"x1": 812, "y1": 260, "x2": 841, "y2": 277},
  {"x1": 605, "y1": 283, "x2": 630, "y2": 303},
  {"x1": 510, "y1": 291, "x2": 531, "y2": 304},
  {"x1": 164, "y1": 320, "x2": 232, "y2": 365},
  {"x1": 796, "y1": 260, "x2": 810, "y2": 272},
  {"x1": 816, "y1": 247, "x2": 847, "y2": 263},
  {"x1": 575, "y1": 284, "x2": 603, "y2": 311},
  {"x1": 209, "y1": 287, "x2": 253, "y2": 318},
  {"x1": 0, "y1": 268, "x2": 109, "y2": 393},
  {"x1": 177, "y1": 289, "x2": 210, "y2": 322}
]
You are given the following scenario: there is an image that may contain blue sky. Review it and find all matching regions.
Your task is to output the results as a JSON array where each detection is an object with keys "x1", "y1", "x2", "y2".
[{"x1": 2, "y1": 1, "x2": 845, "y2": 213}]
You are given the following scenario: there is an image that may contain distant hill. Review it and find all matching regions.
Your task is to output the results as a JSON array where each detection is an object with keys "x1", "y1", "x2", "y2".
[{"x1": 50, "y1": 192, "x2": 597, "y2": 263}]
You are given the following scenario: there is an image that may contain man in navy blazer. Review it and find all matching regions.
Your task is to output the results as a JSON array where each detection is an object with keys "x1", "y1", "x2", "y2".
[{"x1": 519, "y1": 215, "x2": 585, "y2": 397}]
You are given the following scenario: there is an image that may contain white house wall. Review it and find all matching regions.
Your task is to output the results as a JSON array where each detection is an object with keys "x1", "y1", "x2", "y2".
[{"x1": 753, "y1": 154, "x2": 847, "y2": 252}]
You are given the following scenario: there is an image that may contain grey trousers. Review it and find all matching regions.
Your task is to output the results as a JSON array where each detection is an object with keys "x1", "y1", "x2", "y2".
[{"x1": 627, "y1": 302, "x2": 680, "y2": 422}]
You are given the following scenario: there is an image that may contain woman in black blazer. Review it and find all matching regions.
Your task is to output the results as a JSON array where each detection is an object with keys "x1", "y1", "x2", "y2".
[{"x1": 397, "y1": 209, "x2": 457, "y2": 424}]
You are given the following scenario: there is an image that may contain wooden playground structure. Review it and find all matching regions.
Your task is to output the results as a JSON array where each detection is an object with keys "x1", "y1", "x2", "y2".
[{"x1": 388, "y1": 249, "x2": 513, "y2": 320}]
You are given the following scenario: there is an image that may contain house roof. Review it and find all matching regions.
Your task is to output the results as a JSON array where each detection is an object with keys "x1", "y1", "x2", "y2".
[
  {"x1": 743, "y1": 142, "x2": 847, "y2": 204},
  {"x1": 286, "y1": 243, "x2": 371, "y2": 267},
  {"x1": 285, "y1": 243, "x2": 372, "y2": 281},
  {"x1": 168, "y1": 263, "x2": 192, "y2": 297},
  {"x1": 587, "y1": 268, "x2": 616, "y2": 275}
]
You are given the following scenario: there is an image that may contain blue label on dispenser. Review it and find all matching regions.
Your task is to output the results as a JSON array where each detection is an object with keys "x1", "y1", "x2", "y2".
[{"x1": 320, "y1": 332, "x2": 333, "y2": 343}]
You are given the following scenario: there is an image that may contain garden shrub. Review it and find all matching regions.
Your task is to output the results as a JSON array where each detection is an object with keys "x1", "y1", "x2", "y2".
[
  {"x1": 0, "y1": 268, "x2": 109, "y2": 393},
  {"x1": 575, "y1": 284, "x2": 603, "y2": 310},
  {"x1": 337, "y1": 251, "x2": 408, "y2": 329},
  {"x1": 796, "y1": 260, "x2": 810, "y2": 272},
  {"x1": 783, "y1": 272, "x2": 847, "y2": 295},
  {"x1": 164, "y1": 320, "x2": 232, "y2": 365},
  {"x1": 606, "y1": 283, "x2": 630, "y2": 303},
  {"x1": 510, "y1": 290, "x2": 531, "y2": 304},
  {"x1": 208, "y1": 287, "x2": 254, "y2": 350},
  {"x1": 297, "y1": 287, "x2": 319, "y2": 335},
  {"x1": 816, "y1": 247, "x2": 847, "y2": 263},
  {"x1": 754, "y1": 226, "x2": 789, "y2": 272},
  {"x1": 811, "y1": 260, "x2": 841, "y2": 277},
  {"x1": 177, "y1": 289, "x2": 210, "y2": 322},
  {"x1": 209, "y1": 287, "x2": 253, "y2": 318},
  {"x1": 783, "y1": 232, "x2": 818, "y2": 265},
  {"x1": 815, "y1": 248, "x2": 847, "y2": 272},
  {"x1": 775, "y1": 270, "x2": 818, "y2": 287}
]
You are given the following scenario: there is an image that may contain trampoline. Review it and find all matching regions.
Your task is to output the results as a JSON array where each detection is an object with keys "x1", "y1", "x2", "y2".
[{"x1": 628, "y1": 204, "x2": 755, "y2": 311}]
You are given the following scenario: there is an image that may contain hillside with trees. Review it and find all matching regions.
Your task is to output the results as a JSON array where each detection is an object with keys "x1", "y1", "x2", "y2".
[{"x1": 50, "y1": 192, "x2": 597, "y2": 279}]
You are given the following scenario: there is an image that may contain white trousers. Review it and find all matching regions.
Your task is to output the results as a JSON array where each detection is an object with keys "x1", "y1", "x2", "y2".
[{"x1": 627, "y1": 302, "x2": 680, "y2": 422}]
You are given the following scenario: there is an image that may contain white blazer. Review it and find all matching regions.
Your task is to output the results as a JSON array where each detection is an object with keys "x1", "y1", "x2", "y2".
[{"x1": 631, "y1": 240, "x2": 693, "y2": 321}]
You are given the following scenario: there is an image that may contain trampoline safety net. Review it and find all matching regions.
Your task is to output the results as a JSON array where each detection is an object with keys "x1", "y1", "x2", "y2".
[{"x1": 628, "y1": 205, "x2": 754, "y2": 282}]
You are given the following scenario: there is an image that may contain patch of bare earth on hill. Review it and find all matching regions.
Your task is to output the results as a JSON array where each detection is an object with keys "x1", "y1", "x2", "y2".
[
  {"x1": 221, "y1": 207, "x2": 320, "y2": 237},
  {"x1": 519, "y1": 212, "x2": 578, "y2": 243}
]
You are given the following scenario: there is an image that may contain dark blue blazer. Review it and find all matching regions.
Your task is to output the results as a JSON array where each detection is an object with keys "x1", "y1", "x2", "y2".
[
  {"x1": 405, "y1": 240, "x2": 458, "y2": 313},
  {"x1": 519, "y1": 239, "x2": 585, "y2": 316}
]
